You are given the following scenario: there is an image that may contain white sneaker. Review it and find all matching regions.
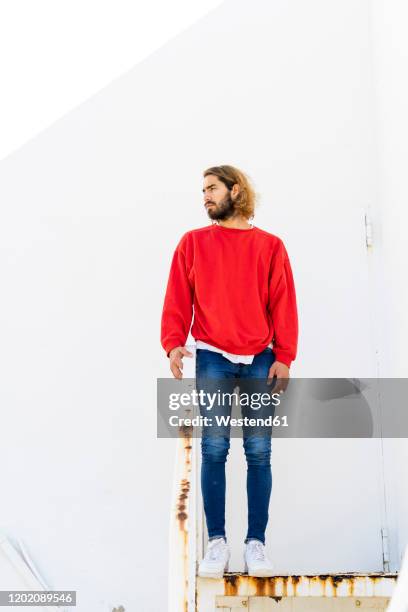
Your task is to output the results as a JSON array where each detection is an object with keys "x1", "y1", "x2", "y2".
[
  {"x1": 198, "y1": 537, "x2": 230, "y2": 579},
  {"x1": 244, "y1": 539, "x2": 274, "y2": 577}
]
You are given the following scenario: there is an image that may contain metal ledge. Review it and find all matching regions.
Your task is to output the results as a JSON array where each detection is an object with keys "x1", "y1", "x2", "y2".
[{"x1": 197, "y1": 573, "x2": 398, "y2": 599}]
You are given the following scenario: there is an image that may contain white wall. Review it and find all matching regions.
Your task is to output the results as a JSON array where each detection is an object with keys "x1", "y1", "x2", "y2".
[
  {"x1": 0, "y1": 0, "x2": 407, "y2": 609},
  {"x1": 369, "y1": 0, "x2": 408, "y2": 572},
  {"x1": 370, "y1": 0, "x2": 408, "y2": 380}
]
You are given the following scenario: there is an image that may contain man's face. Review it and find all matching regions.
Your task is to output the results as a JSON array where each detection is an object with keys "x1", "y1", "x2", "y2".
[{"x1": 202, "y1": 175, "x2": 235, "y2": 221}]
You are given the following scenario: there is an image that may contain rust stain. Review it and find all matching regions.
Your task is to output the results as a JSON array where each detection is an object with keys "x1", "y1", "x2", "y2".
[
  {"x1": 219, "y1": 573, "x2": 397, "y2": 598},
  {"x1": 180, "y1": 424, "x2": 193, "y2": 438},
  {"x1": 175, "y1": 430, "x2": 193, "y2": 611},
  {"x1": 253, "y1": 577, "x2": 267, "y2": 597},
  {"x1": 177, "y1": 479, "x2": 190, "y2": 527},
  {"x1": 224, "y1": 574, "x2": 241, "y2": 596}
]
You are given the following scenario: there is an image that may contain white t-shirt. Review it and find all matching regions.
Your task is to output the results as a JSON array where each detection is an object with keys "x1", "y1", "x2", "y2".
[{"x1": 195, "y1": 339, "x2": 274, "y2": 365}]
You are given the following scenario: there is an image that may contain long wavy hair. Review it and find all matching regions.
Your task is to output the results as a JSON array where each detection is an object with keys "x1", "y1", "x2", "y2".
[{"x1": 203, "y1": 165, "x2": 258, "y2": 221}]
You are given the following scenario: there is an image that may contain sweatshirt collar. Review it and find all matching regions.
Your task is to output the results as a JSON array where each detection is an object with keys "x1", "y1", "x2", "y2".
[{"x1": 213, "y1": 221, "x2": 254, "y2": 231}]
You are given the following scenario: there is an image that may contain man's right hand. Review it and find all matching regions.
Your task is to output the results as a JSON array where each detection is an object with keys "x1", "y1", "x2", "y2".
[{"x1": 169, "y1": 346, "x2": 193, "y2": 379}]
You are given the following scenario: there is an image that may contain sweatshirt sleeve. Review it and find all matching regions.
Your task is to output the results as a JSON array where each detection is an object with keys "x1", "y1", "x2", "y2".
[
  {"x1": 161, "y1": 234, "x2": 194, "y2": 357},
  {"x1": 267, "y1": 239, "x2": 299, "y2": 368}
]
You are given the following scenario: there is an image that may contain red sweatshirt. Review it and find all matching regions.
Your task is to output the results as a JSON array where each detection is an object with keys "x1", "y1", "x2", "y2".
[{"x1": 160, "y1": 224, "x2": 298, "y2": 367}]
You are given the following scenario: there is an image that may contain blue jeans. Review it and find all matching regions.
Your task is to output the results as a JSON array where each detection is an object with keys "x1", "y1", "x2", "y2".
[{"x1": 195, "y1": 347, "x2": 276, "y2": 545}]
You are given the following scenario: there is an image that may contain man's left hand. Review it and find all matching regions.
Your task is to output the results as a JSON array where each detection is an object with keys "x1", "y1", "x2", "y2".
[{"x1": 267, "y1": 360, "x2": 290, "y2": 394}]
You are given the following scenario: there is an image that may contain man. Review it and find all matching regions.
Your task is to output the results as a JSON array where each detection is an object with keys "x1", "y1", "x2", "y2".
[{"x1": 161, "y1": 165, "x2": 298, "y2": 578}]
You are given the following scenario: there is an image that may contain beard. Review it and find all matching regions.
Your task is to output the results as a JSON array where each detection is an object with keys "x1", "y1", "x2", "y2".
[{"x1": 206, "y1": 192, "x2": 236, "y2": 221}]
